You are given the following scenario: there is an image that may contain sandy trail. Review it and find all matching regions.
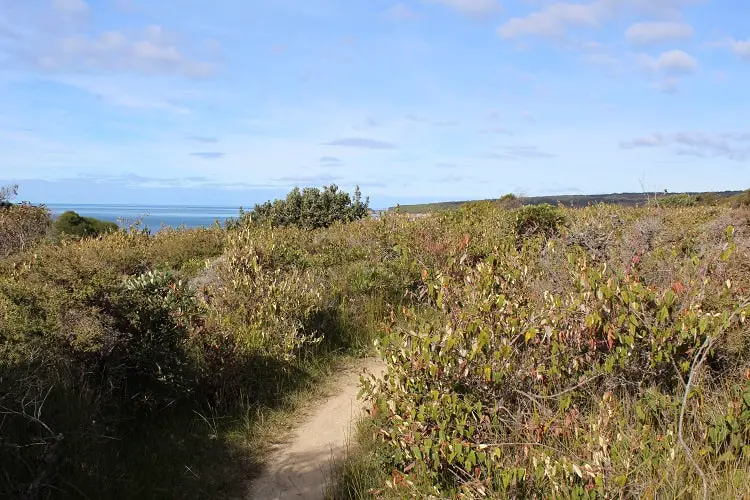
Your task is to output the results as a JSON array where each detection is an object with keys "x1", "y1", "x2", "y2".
[{"x1": 248, "y1": 358, "x2": 386, "y2": 500}]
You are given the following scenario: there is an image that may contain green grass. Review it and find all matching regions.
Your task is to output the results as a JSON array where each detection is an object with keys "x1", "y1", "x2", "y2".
[{"x1": 325, "y1": 417, "x2": 391, "y2": 500}]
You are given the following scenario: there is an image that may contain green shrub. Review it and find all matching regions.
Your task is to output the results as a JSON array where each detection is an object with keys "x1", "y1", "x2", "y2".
[
  {"x1": 514, "y1": 203, "x2": 566, "y2": 237},
  {"x1": 361, "y1": 232, "x2": 750, "y2": 497},
  {"x1": 651, "y1": 193, "x2": 698, "y2": 207},
  {"x1": 3, "y1": 189, "x2": 750, "y2": 498},
  {"x1": 727, "y1": 189, "x2": 750, "y2": 207},
  {"x1": 0, "y1": 205, "x2": 51, "y2": 258},
  {"x1": 249, "y1": 184, "x2": 369, "y2": 229},
  {"x1": 695, "y1": 192, "x2": 719, "y2": 206},
  {"x1": 54, "y1": 210, "x2": 118, "y2": 238}
]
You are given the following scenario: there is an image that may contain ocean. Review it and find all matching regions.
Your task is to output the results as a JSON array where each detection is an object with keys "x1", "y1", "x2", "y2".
[{"x1": 46, "y1": 204, "x2": 241, "y2": 230}]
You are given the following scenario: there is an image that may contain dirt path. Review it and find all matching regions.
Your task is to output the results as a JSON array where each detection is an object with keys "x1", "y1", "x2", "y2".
[{"x1": 248, "y1": 358, "x2": 386, "y2": 500}]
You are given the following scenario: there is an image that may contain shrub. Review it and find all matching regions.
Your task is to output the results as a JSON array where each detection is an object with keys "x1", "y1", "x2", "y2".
[
  {"x1": 54, "y1": 210, "x2": 118, "y2": 238},
  {"x1": 0, "y1": 184, "x2": 17, "y2": 209},
  {"x1": 514, "y1": 203, "x2": 566, "y2": 238},
  {"x1": 695, "y1": 192, "x2": 719, "y2": 206},
  {"x1": 727, "y1": 189, "x2": 750, "y2": 207},
  {"x1": 650, "y1": 193, "x2": 698, "y2": 207},
  {"x1": 0, "y1": 202, "x2": 51, "y2": 258},
  {"x1": 497, "y1": 192, "x2": 522, "y2": 209},
  {"x1": 249, "y1": 185, "x2": 369, "y2": 229},
  {"x1": 361, "y1": 225, "x2": 750, "y2": 497}
]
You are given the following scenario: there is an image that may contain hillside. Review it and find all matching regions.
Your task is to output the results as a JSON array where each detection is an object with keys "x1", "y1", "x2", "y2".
[
  {"x1": 3, "y1": 186, "x2": 750, "y2": 499},
  {"x1": 391, "y1": 190, "x2": 745, "y2": 213}
]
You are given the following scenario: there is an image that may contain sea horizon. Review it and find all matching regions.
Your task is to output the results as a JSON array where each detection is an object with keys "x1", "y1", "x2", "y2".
[{"x1": 46, "y1": 203, "x2": 243, "y2": 229}]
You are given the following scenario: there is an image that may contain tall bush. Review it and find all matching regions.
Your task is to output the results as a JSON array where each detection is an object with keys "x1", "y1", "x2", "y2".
[
  {"x1": 0, "y1": 185, "x2": 51, "y2": 258},
  {"x1": 54, "y1": 210, "x2": 118, "y2": 238},
  {"x1": 514, "y1": 203, "x2": 566, "y2": 238},
  {"x1": 249, "y1": 185, "x2": 369, "y2": 229}
]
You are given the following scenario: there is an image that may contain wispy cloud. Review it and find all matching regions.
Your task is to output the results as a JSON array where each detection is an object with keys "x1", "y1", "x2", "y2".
[
  {"x1": 190, "y1": 151, "x2": 225, "y2": 159},
  {"x1": 503, "y1": 146, "x2": 555, "y2": 158},
  {"x1": 427, "y1": 0, "x2": 501, "y2": 17},
  {"x1": 481, "y1": 125, "x2": 513, "y2": 136},
  {"x1": 638, "y1": 50, "x2": 699, "y2": 76},
  {"x1": 383, "y1": 3, "x2": 419, "y2": 20},
  {"x1": 319, "y1": 156, "x2": 343, "y2": 165},
  {"x1": 625, "y1": 21, "x2": 694, "y2": 45},
  {"x1": 188, "y1": 136, "x2": 219, "y2": 143},
  {"x1": 498, "y1": 2, "x2": 604, "y2": 39},
  {"x1": 405, "y1": 114, "x2": 458, "y2": 127},
  {"x1": 272, "y1": 173, "x2": 341, "y2": 184},
  {"x1": 635, "y1": 49, "x2": 699, "y2": 92},
  {"x1": 620, "y1": 131, "x2": 750, "y2": 161},
  {"x1": 75, "y1": 172, "x2": 213, "y2": 188},
  {"x1": 322, "y1": 137, "x2": 397, "y2": 149},
  {"x1": 53, "y1": 0, "x2": 90, "y2": 14},
  {"x1": 478, "y1": 145, "x2": 555, "y2": 160},
  {"x1": 619, "y1": 134, "x2": 666, "y2": 148},
  {"x1": 497, "y1": 0, "x2": 698, "y2": 40},
  {"x1": 353, "y1": 116, "x2": 381, "y2": 131},
  {"x1": 710, "y1": 37, "x2": 750, "y2": 62},
  {"x1": 12, "y1": 21, "x2": 219, "y2": 78},
  {"x1": 520, "y1": 111, "x2": 536, "y2": 123}
]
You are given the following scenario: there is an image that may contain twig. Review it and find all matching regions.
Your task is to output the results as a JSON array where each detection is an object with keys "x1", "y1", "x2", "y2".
[
  {"x1": 677, "y1": 299, "x2": 750, "y2": 500},
  {"x1": 515, "y1": 373, "x2": 605, "y2": 402},
  {"x1": 677, "y1": 334, "x2": 712, "y2": 500},
  {"x1": 0, "y1": 408, "x2": 55, "y2": 438}
]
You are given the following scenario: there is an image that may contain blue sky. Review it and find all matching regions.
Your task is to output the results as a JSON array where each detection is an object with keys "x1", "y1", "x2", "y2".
[{"x1": 1, "y1": 0, "x2": 749, "y2": 207}]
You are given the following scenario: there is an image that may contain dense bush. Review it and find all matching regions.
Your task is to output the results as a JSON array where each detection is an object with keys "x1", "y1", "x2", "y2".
[
  {"x1": 54, "y1": 210, "x2": 118, "y2": 237},
  {"x1": 3, "y1": 191, "x2": 750, "y2": 498},
  {"x1": 0, "y1": 186, "x2": 51, "y2": 258},
  {"x1": 728, "y1": 189, "x2": 750, "y2": 207},
  {"x1": 651, "y1": 193, "x2": 698, "y2": 207},
  {"x1": 0, "y1": 205, "x2": 394, "y2": 498},
  {"x1": 514, "y1": 203, "x2": 566, "y2": 238},
  {"x1": 354, "y1": 205, "x2": 750, "y2": 498},
  {"x1": 249, "y1": 184, "x2": 370, "y2": 229}
]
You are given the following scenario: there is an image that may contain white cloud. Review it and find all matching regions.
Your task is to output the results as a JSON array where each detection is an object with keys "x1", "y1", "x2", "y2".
[
  {"x1": 53, "y1": 0, "x2": 89, "y2": 13},
  {"x1": 322, "y1": 137, "x2": 398, "y2": 149},
  {"x1": 712, "y1": 37, "x2": 750, "y2": 62},
  {"x1": 384, "y1": 3, "x2": 419, "y2": 20},
  {"x1": 36, "y1": 26, "x2": 217, "y2": 77},
  {"x1": 625, "y1": 21, "x2": 693, "y2": 45},
  {"x1": 731, "y1": 39, "x2": 750, "y2": 60},
  {"x1": 498, "y1": 2, "x2": 603, "y2": 38},
  {"x1": 54, "y1": 75, "x2": 193, "y2": 113},
  {"x1": 497, "y1": 0, "x2": 699, "y2": 40},
  {"x1": 648, "y1": 49, "x2": 698, "y2": 75},
  {"x1": 426, "y1": 0, "x2": 501, "y2": 16},
  {"x1": 635, "y1": 49, "x2": 697, "y2": 92},
  {"x1": 619, "y1": 134, "x2": 666, "y2": 148}
]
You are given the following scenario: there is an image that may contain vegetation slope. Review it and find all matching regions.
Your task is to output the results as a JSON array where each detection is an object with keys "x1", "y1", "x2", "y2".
[
  {"x1": 392, "y1": 189, "x2": 749, "y2": 214},
  {"x1": 2, "y1": 184, "x2": 750, "y2": 499}
]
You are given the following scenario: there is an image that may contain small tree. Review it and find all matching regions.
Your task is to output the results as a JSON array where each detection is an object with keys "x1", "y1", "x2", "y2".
[
  {"x1": 0, "y1": 184, "x2": 18, "y2": 209},
  {"x1": 54, "y1": 211, "x2": 118, "y2": 238},
  {"x1": 250, "y1": 185, "x2": 370, "y2": 229},
  {"x1": 514, "y1": 203, "x2": 566, "y2": 238},
  {"x1": 0, "y1": 185, "x2": 51, "y2": 257}
]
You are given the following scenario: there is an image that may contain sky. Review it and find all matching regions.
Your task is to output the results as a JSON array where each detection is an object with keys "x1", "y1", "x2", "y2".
[{"x1": 0, "y1": 0, "x2": 749, "y2": 208}]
